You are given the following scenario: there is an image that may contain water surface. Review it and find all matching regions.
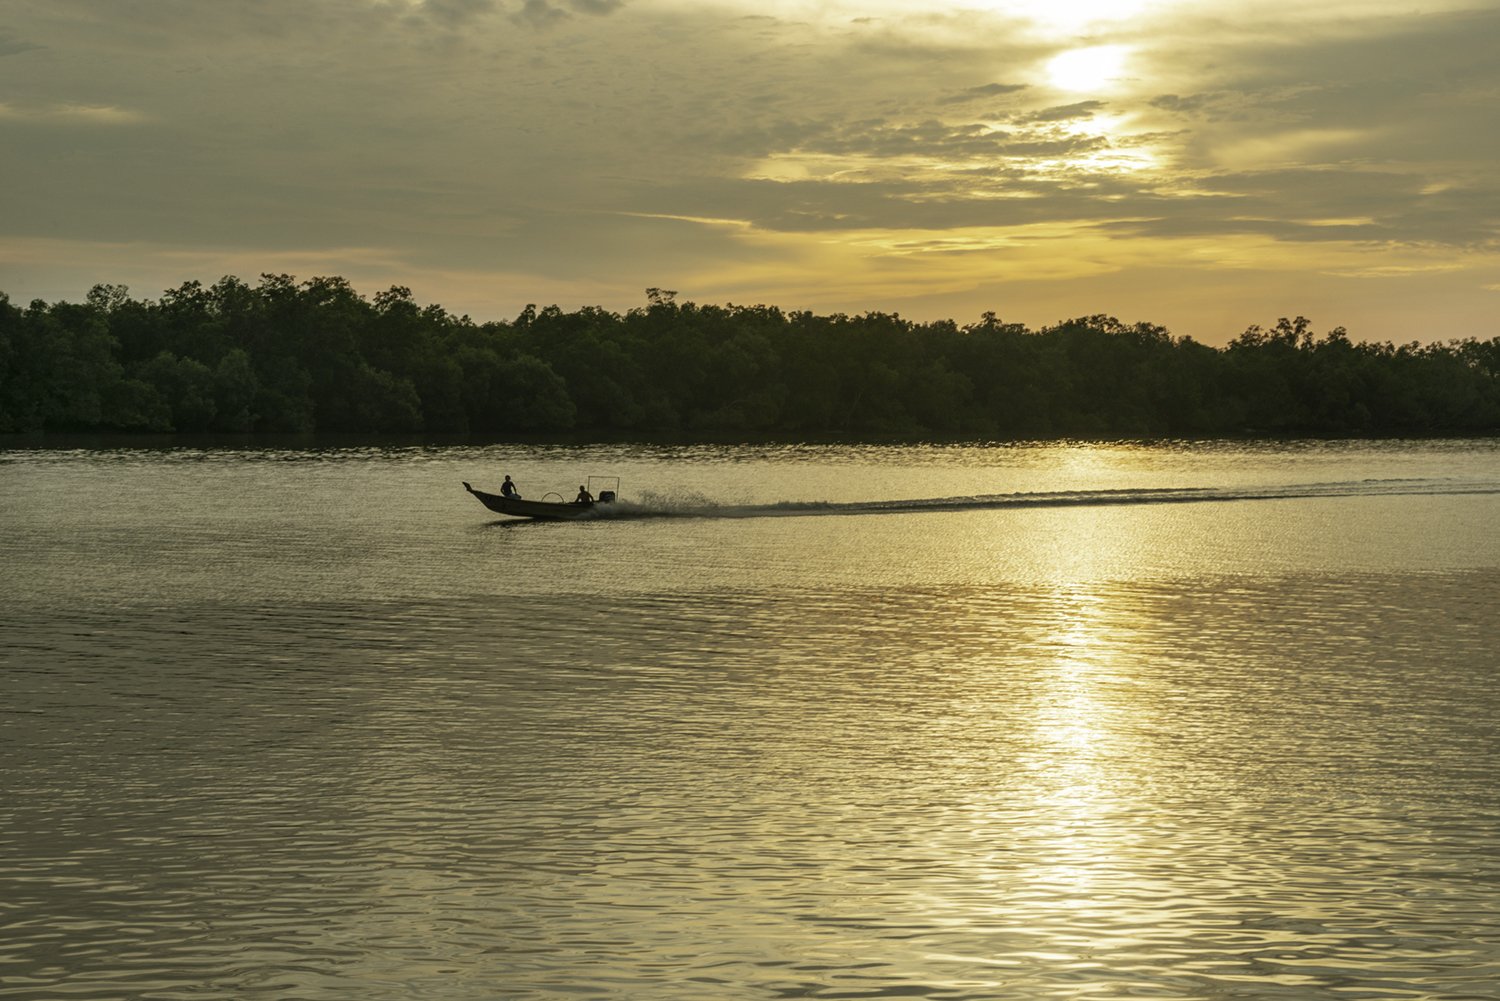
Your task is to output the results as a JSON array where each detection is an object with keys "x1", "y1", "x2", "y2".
[{"x1": 3, "y1": 439, "x2": 1499, "y2": 999}]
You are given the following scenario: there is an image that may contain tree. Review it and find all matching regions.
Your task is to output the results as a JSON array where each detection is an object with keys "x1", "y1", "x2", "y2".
[
  {"x1": 3, "y1": 275, "x2": 1497, "y2": 437},
  {"x1": 138, "y1": 351, "x2": 217, "y2": 431},
  {"x1": 213, "y1": 348, "x2": 259, "y2": 432}
]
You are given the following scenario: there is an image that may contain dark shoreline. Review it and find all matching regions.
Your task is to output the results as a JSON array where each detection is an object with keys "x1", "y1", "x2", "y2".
[
  {"x1": 9, "y1": 282, "x2": 1499, "y2": 441},
  {"x1": 4, "y1": 430, "x2": 1498, "y2": 452}
]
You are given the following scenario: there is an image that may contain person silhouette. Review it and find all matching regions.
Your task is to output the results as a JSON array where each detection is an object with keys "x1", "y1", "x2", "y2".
[
  {"x1": 575, "y1": 485, "x2": 594, "y2": 504},
  {"x1": 500, "y1": 475, "x2": 519, "y2": 499}
]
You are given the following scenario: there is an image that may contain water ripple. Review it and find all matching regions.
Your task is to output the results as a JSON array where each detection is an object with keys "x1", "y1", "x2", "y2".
[{"x1": 4, "y1": 442, "x2": 1500, "y2": 999}]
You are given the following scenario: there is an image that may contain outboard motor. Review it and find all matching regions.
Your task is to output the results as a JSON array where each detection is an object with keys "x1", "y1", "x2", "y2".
[{"x1": 598, "y1": 490, "x2": 616, "y2": 504}]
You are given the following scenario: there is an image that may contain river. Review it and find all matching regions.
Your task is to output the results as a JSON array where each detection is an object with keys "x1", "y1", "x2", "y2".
[{"x1": 3, "y1": 438, "x2": 1499, "y2": 1000}]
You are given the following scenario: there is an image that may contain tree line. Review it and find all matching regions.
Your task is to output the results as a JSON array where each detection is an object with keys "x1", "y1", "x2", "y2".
[{"x1": 2, "y1": 275, "x2": 1498, "y2": 437}]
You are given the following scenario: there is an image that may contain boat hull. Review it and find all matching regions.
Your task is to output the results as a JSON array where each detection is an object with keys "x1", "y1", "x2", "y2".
[{"x1": 463, "y1": 482, "x2": 602, "y2": 520}]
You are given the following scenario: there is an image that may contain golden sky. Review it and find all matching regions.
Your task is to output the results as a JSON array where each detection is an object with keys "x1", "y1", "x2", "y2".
[{"x1": 1, "y1": 0, "x2": 1496, "y2": 344}]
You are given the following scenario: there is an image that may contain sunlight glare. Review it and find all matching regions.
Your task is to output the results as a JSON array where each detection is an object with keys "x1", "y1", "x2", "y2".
[{"x1": 1046, "y1": 46, "x2": 1129, "y2": 93}]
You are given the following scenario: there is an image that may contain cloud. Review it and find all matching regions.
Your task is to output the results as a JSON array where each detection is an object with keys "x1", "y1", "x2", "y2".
[
  {"x1": 1014, "y1": 101, "x2": 1106, "y2": 124},
  {"x1": 1, "y1": 0, "x2": 1498, "y2": 342},
  {"x1": 512, "y1": 0, "x2": 570, "y2": 27},
  {"x1": 0, "y1": 29, "x2": 41, "y2": 56},
  {"x1": 939, "y1": 82, "x2": 1029, "y2": 105},
  {"x1": 508, "y1": 0, "x2": 623, "y2": 27},
  {"x1": 567, "y1": 0, "x2": 625, "y2": 13},
  {"x1": 0, "y1": 101, "x2": 148, "y2": 125},
  {"x1": 418, "y1": 0, "x2": 498, "y2": 27}
]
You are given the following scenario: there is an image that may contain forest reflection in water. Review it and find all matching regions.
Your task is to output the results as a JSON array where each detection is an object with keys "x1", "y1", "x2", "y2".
[{"x1": 2, "y1": 439, "x2": 1499, "y2": 999}]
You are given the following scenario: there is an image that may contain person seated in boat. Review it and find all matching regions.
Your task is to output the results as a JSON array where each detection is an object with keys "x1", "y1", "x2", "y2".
[
  {"x1": 500, "y1": 475, "x2": 519, "y2": 499},
  {"x1": 575, "y1": 485, "x2": 594, "y2": 504}
]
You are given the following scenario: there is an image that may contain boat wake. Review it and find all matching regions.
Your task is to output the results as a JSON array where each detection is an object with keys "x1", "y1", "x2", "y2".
[{"x1": 593, "y1": 477, "x2": 1500, "y2": 522}]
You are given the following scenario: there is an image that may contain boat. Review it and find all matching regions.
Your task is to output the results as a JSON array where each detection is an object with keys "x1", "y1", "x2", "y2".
[{"x1": 463, "y1": 476, "x2": 619, "y2": 521}]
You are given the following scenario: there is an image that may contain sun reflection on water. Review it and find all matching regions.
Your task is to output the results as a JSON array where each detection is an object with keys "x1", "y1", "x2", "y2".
[{"x1": 968, "y1": 579, "x2": 1165, "y2": 964}]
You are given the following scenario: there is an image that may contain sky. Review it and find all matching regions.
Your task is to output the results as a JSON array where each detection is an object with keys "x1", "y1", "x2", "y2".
[{"x1": 1, "y1": 0, "x2": 1497, "y2": 345}]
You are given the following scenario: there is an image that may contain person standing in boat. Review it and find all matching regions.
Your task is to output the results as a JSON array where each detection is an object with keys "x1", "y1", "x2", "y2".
[
  {"x1": 500, "y1": 475, "x2": 520, "y2": 499},
  {"x1": 575, "y1": 485, "x2": 594, "y2": 504}
]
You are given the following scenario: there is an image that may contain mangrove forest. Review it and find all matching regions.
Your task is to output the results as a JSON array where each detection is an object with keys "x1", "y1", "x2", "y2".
[{"x1": 2, "y1": 275, "x2": 1498, "y2": 437}]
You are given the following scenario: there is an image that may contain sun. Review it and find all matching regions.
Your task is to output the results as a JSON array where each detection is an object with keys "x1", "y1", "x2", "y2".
[{"x1": 1046, "y1": 45, "x2": 1130, "y2": 92}]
